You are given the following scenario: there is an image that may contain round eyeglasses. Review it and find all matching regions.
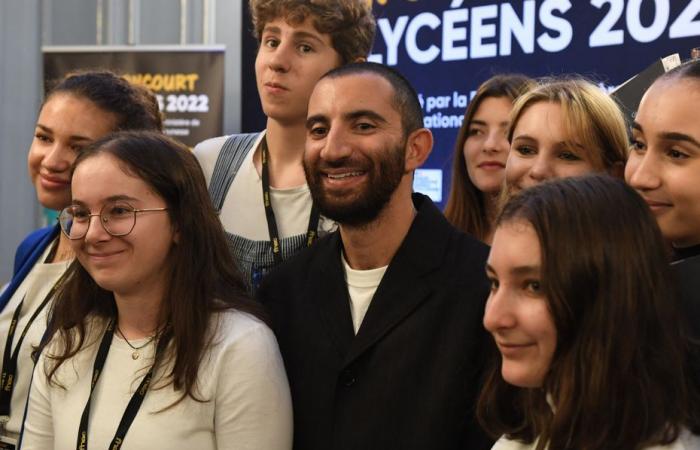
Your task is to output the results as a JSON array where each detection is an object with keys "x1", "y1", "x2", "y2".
[{"x1": 59, "y1": 200, "x2": 168, "y2": 240}]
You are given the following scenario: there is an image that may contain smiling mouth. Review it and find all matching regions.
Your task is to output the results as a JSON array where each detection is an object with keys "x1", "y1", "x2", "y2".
[{"x1": 326, "y1": 171, "x2": 365, "y2": 180}]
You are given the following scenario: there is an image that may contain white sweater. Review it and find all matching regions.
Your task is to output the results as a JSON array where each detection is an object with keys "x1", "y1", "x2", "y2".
[
  {"x1": 21, "y1": 311, "x2": 293, "y2": 450},
  {"x1": 492, "y1": 428, "x2": 700, "y2": 450}
]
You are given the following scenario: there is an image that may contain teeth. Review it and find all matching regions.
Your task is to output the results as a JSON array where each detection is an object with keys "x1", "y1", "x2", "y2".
[{"x1": 327, "y1": 172, "x2": 362, "y2": 179}]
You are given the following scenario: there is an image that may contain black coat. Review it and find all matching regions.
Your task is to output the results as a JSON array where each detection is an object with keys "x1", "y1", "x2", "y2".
[{"x1": 258, "y1": 194, "x2": 493, "y2": 450}]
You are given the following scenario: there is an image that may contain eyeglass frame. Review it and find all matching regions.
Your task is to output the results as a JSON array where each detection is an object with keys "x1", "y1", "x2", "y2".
[{"x1": 59, "y1": 201, "x2": 169, "y2": 240}]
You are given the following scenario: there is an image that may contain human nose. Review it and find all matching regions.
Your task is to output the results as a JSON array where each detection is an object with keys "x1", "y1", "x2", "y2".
[
  {"x1": 42, "y1": 141, "x2": 73, "y2": 173},
  {"x1": 268, "y1": 41, "x2": 293, "y2": 73},
  {"x1": 483, "y1": 130, "x2": 508, "y2": 154},
  {"x1": 528, "y1": 154, "x2": 552, "y2": 184},
  {"x1": 626, "y1": 150, "x2": 661, "y2": 191},
  {"x1": 483, "y1": 288, "x2": 517, "y2": 333},
  {"x1": 319, "y1": 127, "x2": 353, "y2": 162},
  {"x1": 83, "y1": 212, "x2": 111, "y2": 244}
]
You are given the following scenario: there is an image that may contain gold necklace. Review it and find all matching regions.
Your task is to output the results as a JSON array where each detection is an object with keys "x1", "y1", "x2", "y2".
[{"x1": 117, "y1": 325, "x2": 156, "y2": 360}]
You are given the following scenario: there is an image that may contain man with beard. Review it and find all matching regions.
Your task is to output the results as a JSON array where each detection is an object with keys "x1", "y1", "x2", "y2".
[{"x1": 258, "y1": 63, "x2": 493, "y2": 450}]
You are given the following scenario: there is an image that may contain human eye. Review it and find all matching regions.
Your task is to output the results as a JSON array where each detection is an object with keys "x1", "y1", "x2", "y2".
[
  {"x1": 34, "y1": 132, "x2": 51, "y2": 144},
  {"x1": 558, "y1": 150, "x2": 582, "y2": 162},
  {"x1": 355, "y1": 121, "x2": 376, "y2": 133},
  {"x1": 263, "y1": 37, "x2": 279, "y2": 49},
  {"x1": 308, "y1": 124, "x2": 328, "y2": 139},
  {"x1": 667, "y1": 148, "x2": 690, "y2": 160},
  {"x1": 298, "y1": 43, "x2": 314, "y2": 54},
  {"x1": 488, "y1": 277, "x2": 499, "y2": 292},
  {"x1": 70, "y1": 206, "x2": 91, "y2": 222},
  {"x1": 108, "y1": 202, "x2": 134, "y2": 219},
  {"x1": 514, "y1": 145, "x2": 537, "y2": 156},
  {"x1": 467, "y1": 127, "x2": 484, "y2": 137},
  {"x1": 629, "y1": 138, "x2": 646, "y2": 154},
  {"x1": 70, "y1": 143, "x2": 87, "y2": 153},
  {"x1": 524, "y1": 279, "x2": 542, "y2": 295}
]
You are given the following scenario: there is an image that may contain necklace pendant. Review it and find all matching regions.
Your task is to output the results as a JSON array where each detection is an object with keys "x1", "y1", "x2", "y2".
[{"x1": 132, "y1": 351, "x2": 140, "y2": 360}]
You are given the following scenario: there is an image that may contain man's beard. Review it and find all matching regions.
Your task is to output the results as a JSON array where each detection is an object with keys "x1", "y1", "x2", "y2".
[{"x1": 304, "y1": 143, "x2": 406, "y2": 227}]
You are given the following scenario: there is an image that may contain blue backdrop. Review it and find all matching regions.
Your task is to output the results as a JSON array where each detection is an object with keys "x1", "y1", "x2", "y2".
[{"x1": 242, "y1": 0, "x2": 700, "y2": 209}]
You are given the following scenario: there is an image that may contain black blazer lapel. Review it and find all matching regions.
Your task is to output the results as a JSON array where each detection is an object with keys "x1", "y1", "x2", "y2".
[
  {"x1": 309, "y1": 232, "x2": 355, "y2": 359},
  {"x1": 342, "y1": 194, "x2": 451, "y2": 366}
]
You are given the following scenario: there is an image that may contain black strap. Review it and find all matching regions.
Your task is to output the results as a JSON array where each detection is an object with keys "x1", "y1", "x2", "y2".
[
  {"x1": 76, "y1": 319, "x2": 169, "y2": 450},
  {"x1": 0, "y1": 279, "x2": 63, "y2": 417},
  {"x1": 260, "y1": 135, "x2": 320, "y2": 265}
]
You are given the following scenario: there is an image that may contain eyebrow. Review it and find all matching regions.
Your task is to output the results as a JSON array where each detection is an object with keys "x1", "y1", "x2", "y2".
[
  {"x1": 511, "y1": 134, "x2": 537, "y2": 143},
  {"x1": 36, "y1": 124, "x2": 93, "y2": 142},
  {"x1": 345, "y1": 110, "x2": 388, "y2": 124},
  {"x1": 486, "y1": 263, "x2": 541, "y2": 276},
  {"x1": 71, "y1": 194, "x2": 140, "y2": 207},
  {"x1": 470, "y1": 119, "x2": 509, "y2": 127},
  {"x1": 306, "y1": 110, "x2": 388, "y2": 130},
  {"x1": 306, "y1": 114, "x2": 328, "y2": 130},
  {"x1": 262, "y1": 26, "x2": 325, "y2": 46},
  {"x1": 631, "y1": 122, "x2": 700, "y2": 148}
]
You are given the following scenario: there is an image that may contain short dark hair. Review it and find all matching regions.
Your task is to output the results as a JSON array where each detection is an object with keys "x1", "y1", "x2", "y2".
[
  {"x1": 478, "y1": 174, "x2": 700, "y2": 448},
  {"x1": 659, "y1": 58, "x2": 700, "y2": 83},
  {"x1": 46, "y1": 70, "x2": 163, "y2": 132},
  {"x1": 249, "y1": 0, "x2": 376, "y2": 64},
  {"x1": 321, "y1": 62, "x2": 424, "y2": 136}
]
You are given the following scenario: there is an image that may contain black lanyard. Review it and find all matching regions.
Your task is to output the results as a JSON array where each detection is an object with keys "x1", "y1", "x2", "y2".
[
  {"x1": 260, "y1": 136, "x2": 320, "y2": 265},
  {"x1": 76, "y1": 319, "x2": 168, "y2": 450},
  {"x1": 0, "y1": 279, "x2": 63, "y2": 418}
]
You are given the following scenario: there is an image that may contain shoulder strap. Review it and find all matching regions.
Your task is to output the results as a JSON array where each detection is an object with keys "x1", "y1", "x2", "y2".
[{"x1": 208, "y1": 132, "x2": 261, "y2": 211}]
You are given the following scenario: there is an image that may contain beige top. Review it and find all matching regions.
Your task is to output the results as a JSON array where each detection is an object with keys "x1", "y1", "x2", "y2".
[
  {"x1": 21, "y1": 311, "x2": 293, "y2": 450},
  {"x1": 0, "y1": 243, "x2": 70, "y2": 439}
]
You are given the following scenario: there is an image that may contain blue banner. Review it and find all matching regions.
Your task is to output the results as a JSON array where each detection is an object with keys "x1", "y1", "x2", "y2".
[{"x1": 367, "y1": 0, "x2": 700, "y2": 207}]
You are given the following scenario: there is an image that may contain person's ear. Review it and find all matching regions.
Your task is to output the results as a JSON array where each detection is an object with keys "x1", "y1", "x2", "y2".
[
  {"x1": 404, "y1": 128, "x2": 433, "y2": 172},
  {"x1": 353, "y1": 56, "x2": 366, "y2": 63}
]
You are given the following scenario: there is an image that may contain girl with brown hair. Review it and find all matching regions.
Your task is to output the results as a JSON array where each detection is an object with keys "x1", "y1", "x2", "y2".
[
  {"x1": 0, "y1": 70, "x2": 161, "y2": 446},
  {"x1": 480, "y1": 175, "x2": 700, "y2": 450},
  {"x1": 444, "y1": 74, "x2": 533, "y2": 243},
  {"x1": 20, "y1": 132, "x2": 292, "y2": 449}
]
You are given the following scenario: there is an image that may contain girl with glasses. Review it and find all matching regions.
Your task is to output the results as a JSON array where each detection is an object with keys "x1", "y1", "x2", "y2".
[
  {"x1": 20, "y1": 131, "x2": 293, "y2": 449},
  {"x1": 0, "y1": 71, "x2": 161, "y2": 446},
  {"x1": 479, "y1": 175, "x2": 700, "y2": 450}
]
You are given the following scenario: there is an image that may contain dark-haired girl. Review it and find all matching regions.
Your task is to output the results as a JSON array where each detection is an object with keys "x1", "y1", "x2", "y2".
[
  {"x1": 444, "y1": 74, "x2": 533, "y2": 244},
  {"x1": 480, "y1": 175, "x2": 700, "y2": 450},
  {"x1": 20, "y1": 132, "x2": 292, "y2": 449},
  {"x1": 625, "y1": 59, "x2": 700, "y2": 260},
  {"x1": 0, "y1": 70, "x2": 161, "y2": 446}
]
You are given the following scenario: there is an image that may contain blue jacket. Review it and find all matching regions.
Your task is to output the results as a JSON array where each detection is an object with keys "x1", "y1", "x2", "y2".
[{"x1": 0, "y1": 225, "x2": 59, "y2": 312}]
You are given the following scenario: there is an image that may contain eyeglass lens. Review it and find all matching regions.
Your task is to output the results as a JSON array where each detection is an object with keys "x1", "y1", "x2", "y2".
[{"x1": 59, "y1": 201, "x2": 136, "y2": 239}]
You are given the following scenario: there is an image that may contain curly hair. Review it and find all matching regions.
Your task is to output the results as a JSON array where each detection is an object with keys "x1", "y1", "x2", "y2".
[{"x1": 249, "y1": 0, "x2": 376, "y2": 63}]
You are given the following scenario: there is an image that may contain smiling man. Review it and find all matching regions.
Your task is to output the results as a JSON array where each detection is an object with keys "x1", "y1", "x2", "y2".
[
  {"x1": 258, "y1": 63, "x2": 493, "y2": 450},
  {"x1": 194, "y1": 0, "x2": 375, "y2": 291}
]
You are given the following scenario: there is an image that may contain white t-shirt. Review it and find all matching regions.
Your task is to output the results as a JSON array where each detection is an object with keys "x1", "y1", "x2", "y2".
[
  {"x1": 194, "y1": 132, "x2": 335, "y2": 286},
  {"x1": 492, "y1": 429, "x2": 700, "y2": 450},
  {"x1": 341, "y1": 254, "x2": 388, "y2": 334},
  {"x1": 21, "y1": 311, "x2": 293, "y2": 450},
  {"x1": 195, "y1": 132, "x2": 334, "y2": 241},
  {"x1": 0, "y1": 243, "x2": 70, "y2": 439}
]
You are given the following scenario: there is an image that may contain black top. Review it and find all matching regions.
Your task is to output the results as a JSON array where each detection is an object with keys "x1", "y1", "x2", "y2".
[
  {"x1": 672, "y1": 243, "x2": 700, "y2": 262},
  {"x1": 258, "y1": 193, "x2": 493, "y2": 450}
]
